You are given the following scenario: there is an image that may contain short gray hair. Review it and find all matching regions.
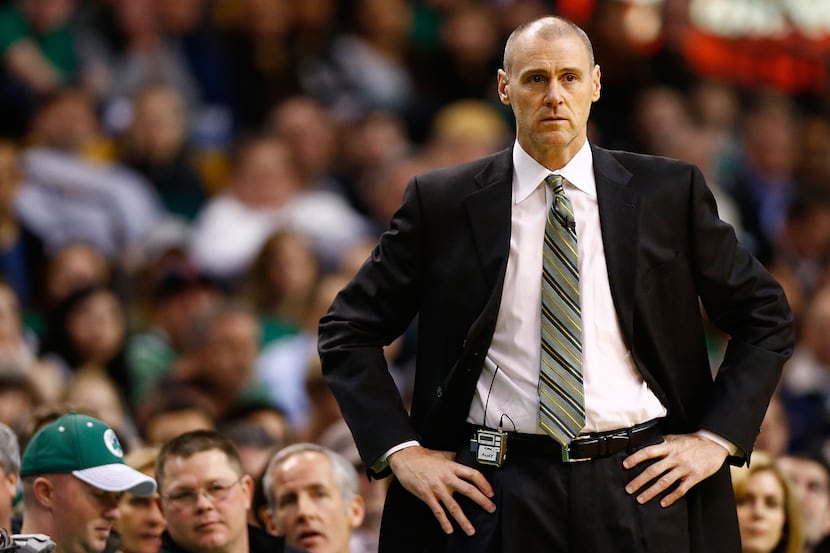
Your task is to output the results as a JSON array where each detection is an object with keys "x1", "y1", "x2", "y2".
[
  {"x1": 503, "y1": 16, "x2": 595, "y2": 75},
  {"x1": 262, "y1": 443, "x2": 359, "y2": 511},
  {"x1": 0, "y1": 422, "x2": 20, "y2": 475}
]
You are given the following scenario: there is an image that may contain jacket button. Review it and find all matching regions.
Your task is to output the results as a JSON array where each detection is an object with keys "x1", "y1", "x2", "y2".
[{"x1": 436, "y1": 386, "x2": 442, "y2": 398}]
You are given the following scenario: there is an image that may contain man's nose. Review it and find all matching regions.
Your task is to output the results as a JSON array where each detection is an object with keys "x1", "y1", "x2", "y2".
[
  {"x1": 544, "y1": 81, "x2": 563, "y2": 104},
  {"x1": 296, "y1": 493, "x2": 316, "y2": 518}
]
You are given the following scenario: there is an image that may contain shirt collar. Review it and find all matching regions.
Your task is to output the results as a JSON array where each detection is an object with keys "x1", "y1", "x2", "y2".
[{"x1": 513, "y1": 139, "x2": 596, "y2": 204}]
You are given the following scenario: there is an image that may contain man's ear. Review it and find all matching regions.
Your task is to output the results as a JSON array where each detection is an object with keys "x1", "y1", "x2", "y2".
[
  {"x1": 3, "y1": 471, "x2": 17, "y2": 500},
  {"x1": 259, "y1": 505, "x2": 278, "y2": 535},
  {"x1": 497, "y1": 69, "x2": 510, "y2": 105},
  {"x1": 348, "y1": 495, "x2": 366, "y2": 529},
  {"x1": 241, "y1": 474, "x2": 255, "y2": 511},
  {"x1": 32, "y1": 476, "x2": 54, "y2": 508}
]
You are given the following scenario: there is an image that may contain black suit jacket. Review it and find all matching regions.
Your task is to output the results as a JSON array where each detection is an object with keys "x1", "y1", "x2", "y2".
[{"x1": 318, "y1": 146, "x2": 794, "y2": 553}]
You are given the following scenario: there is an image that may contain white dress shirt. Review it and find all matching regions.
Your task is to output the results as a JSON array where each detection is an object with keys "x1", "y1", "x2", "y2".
[{"x1": 467, "y1": 139, "x2": 667, "y2": 434}]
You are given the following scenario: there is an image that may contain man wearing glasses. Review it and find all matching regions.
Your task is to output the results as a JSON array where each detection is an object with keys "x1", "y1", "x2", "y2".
[
  {"x1": 155, "y1": 430, "x2": 302, "y2": 553},
  {"x1": 19, "y1": 412, "x2": 157, "y2": 553}
]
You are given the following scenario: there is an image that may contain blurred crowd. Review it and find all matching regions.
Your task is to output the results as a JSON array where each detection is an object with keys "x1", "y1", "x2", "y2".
[{"x1": 0, "y1": 0, "x2": 828, "y2": 551}]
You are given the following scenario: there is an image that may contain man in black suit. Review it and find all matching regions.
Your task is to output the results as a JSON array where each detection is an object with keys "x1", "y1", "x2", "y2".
[{"x1": 318, "y1": 15, "x2": 794, "y2": 553}]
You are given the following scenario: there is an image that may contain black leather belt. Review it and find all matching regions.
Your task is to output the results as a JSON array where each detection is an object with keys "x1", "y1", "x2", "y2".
[{"x1": 467, "y1": 419, "x2": 663, "y2": 464}]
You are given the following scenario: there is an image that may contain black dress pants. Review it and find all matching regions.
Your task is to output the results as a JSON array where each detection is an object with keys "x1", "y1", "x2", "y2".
[{"x1": 446, "y1": 436, "x2": 690, "y2": 553}]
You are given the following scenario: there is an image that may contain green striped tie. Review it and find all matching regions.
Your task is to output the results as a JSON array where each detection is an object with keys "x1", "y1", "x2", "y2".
[{"x1": 540, "y1": 174, "x2": 585, "y2": 445}]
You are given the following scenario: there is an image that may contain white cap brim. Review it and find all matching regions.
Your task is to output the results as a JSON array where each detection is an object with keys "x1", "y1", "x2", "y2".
[{"x1": 73, "y1": 464, "x2": 157, "y2": 497}]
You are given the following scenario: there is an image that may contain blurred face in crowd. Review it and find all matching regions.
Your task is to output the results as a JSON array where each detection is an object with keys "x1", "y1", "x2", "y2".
[
  {"x1": 159, "y1": 449, "x2": 253, "y2": 553},
  {"x1": 202, "y1": 311, "x2": 259, "y2": 395},
  {"x1": 498, "y1": 18, "x2": 601, "y2": 169},
  {"x1": 735, "y1": 469, "x2": 786, "y2": 553},
  {"x1": 233, "y1": 140, "x2": 299, "y2": 209},
  {"x1": 778, "y1": 456, "x2": 830, "y2": 548},
  {"x1": 268, "y1": 451, "x2": 364, "y2": 553},
  {"x1": 66, "y1": 289, "x2": 126, "y2": 366},
  {"x1": 129, "y1": 87, "x2": 186, "y2": 163},
  {"x1": 0, "y1": 459, "x2": 17, "y2": 532},
  {"x1": 114, "y1": 470, "x2": 165, "y2": 553}
]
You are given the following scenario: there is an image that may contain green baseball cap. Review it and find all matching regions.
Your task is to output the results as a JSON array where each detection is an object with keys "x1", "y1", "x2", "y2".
[{"x1": 20, "y1": 412, "x2": 156, "y2": 497}]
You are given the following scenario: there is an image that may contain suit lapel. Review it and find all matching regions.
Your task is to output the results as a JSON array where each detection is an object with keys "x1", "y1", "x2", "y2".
[
  {"x1": 464, "y1": 149, "x2": 513, "y2": 289},
  {"x1": 592, "y1": 146, "x2": 638, "y2": 344}
]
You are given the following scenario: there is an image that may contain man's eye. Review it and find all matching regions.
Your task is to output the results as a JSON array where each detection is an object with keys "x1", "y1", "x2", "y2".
[
  {"x1": 170, "y1": 490, "x2": 195, "y2": 502},
  {"x1": 531, "y1": 75, "x2": 546, "y2": 83}
]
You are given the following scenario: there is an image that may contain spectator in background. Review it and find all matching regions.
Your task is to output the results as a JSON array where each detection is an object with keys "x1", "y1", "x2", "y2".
[
  {"x1": 0, "y1": 140, "x2": 45, "y2": 308},
  {"x1": 223, "y1": 401, "x2": 290, "y2": 448},
  {"x1": 355, "y1": 155, "x2": 429, "y2": 236},
  {"x1": 219, "y1": 0, "x2": 302, "y2": 130},
  {"x1": 79, "y1": 0, "x2": 204, "y2": 137},
  {"x1": 778, "y1": 453, "x2": 830, "y2": 553},
  {"x1": 793, "y1": 114, "x2": 830, "y2": 192},
  {"x1": 268, "y1": 96, "x2": 343, "y2": 195},
  {"x1": 257, "y1": 273, "x2": 351, "y2": 435},
  {"x1": 0, "y1": 372, "x2": 42, "y2": 439},
  {"x1": 780, "y1": 285, "x2": 830, "y2": 453},
  {"x1": 772, "y1": 187, "x2": 830, "y2": 304},
  {"x1": 0, "y1": 421, "x2": 19, "y2": 533},
  {"x1": 152, "y1": 0, "x2": 235, "y2": 148},
  {"x1": 108, "y1": 447, "x2": 165, "y2": 553},
  {"x1": 411, "y1": 2, "x2": 503, "y2": 134},
  {"x1": 421, "y1": 99, "x2": 512, "y2": 169},
  {"x1": 136, "y1": 389, "x2": 216, "y2": 447},
  {"x1": 189, "y1": 137, "x2": 300, "y2": 284},
  {"x1": 220, "y1": 420, "x2": 282, "y2": 484},
  {"x1": 243, "y1": 230, "x2": 321, "y2": 346},
  {"x1": 155, "y1": 302, "x2": 270, "y2": 422},
  {"x1": 339, "y1": 111, "x2": 411, "y2": 211},
  {"x1": 307, "y1": 0, "x2": 415, "y2": 122},
  {"x1": 26, "y1": 241, "x2": 112, "y2": 353},
  {"x1": 120, "y1": 84, "x2": 208, "y2": 222},
  {"x1": 63, "y1": 368, "x2": 139, "y2": 453},
  {"x1": 39, "y1": 284, "x2": 132, "y2": 397},
  {"x1": 731, "y1": 452, "x2": 804, "y2": 553},
  {"x1": 155, "y1": 430, "x2": 301, "y2": 553},
  {"x1": 724, "y1": 93, "x2": 799, "y2": 265},
  {"x1": 15, "y1": 88, "x2": 165, "y2": 272},
  {"x1": 0, "y1": 281, "x2": 57, "y2": 403},
  {"x1": 0, "y1": 0, "x2": 79, "y2": 137},
  {"x1": 19, "y1": 412, "x2": 157, "y2": 553},
  {"x1": 263, "y1": 443, "x2": 365, "y2": 553},
  {"x1": 127, "y1": 239, "x2": 222, "y2": 408},
  {"x1": 755, "y1": 394, "x2": 791, "y2": 460}
]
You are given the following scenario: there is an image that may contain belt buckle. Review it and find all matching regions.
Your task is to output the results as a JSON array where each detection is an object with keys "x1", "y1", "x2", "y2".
[{"x1": 561, "y1": 438, "x2": 591, "y2": 463}]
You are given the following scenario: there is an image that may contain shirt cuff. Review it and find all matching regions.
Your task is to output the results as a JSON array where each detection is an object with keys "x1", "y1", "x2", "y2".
[
  {"x1": 370, "y1": 440, "x2": 421, "y2": 473},
  {"x1": 695, "y1": 429, "x2": 738, "y2": 456}
]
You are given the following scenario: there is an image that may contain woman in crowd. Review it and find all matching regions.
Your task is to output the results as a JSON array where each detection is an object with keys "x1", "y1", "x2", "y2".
[{"x1": 732, "y1": 452, "x2": 804, "y2": 553}]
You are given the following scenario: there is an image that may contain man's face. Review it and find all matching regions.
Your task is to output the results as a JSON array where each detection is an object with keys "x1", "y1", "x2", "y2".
[
  {"x1": 47, "y1": 475, "x2": 122, "y2": 553},
  {"x1": 778, "y1": 457, "x2": 830, "y2": 546},
  {"x1": 158, "y1": 449, "x2": 252, "y2": 553},
  {"x1": 0, "y1": 464, "x2": 17, "y2": 529},
  {"x1": 269, "y1": 452, "x2": 364, "y2": 553},
  {"x1": 497, "y1": 26, "x2": 600, "y2": 167}
]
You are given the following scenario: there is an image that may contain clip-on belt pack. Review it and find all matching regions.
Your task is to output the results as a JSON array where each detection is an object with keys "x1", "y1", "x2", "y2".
[{"x1": 469, "y1": 427, "x2": 507, "y2": 467}]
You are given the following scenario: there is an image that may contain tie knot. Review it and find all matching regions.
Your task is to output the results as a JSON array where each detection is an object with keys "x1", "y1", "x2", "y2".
[{"x1": 545, "y1": 174, "x2": 565, "y2": 195}]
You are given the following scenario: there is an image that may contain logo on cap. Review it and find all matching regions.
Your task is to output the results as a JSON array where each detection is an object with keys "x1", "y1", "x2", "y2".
[{"x1": 103, "y1": 428, "x2": 123, "y2": 458}]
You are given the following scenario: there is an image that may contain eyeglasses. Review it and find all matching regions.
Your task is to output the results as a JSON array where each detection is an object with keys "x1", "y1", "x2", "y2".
[{"x1": 161, "y1": 479, "x2": 242, "y2": 509}]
